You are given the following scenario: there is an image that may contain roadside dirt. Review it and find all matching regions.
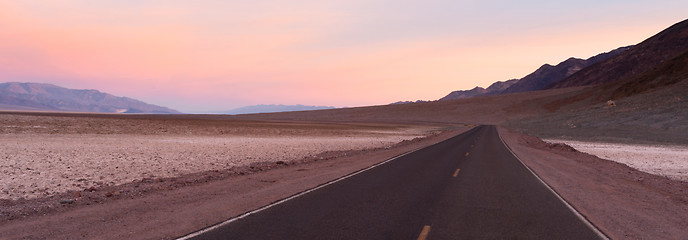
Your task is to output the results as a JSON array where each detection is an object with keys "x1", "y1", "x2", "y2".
[
  {"x1": 499, "y1": 127, "x2": 688, "y2": 239},
  {"x1": 0, "y1": 127, "x2": 467, "y2": 239}
]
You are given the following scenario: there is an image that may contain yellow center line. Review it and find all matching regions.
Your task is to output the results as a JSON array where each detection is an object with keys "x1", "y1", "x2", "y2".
[
  {"x1": 453, "y1": 168, "x2": 461, "y2": 177},
  {"x1": 417, "y1": 225, "x2": 431, "y2": 240}
]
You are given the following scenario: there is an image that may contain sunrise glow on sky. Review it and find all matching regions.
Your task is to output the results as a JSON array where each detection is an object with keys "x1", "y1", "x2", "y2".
[{"x1": 1, "y1": 1, "x2": 687, "y2": 113}]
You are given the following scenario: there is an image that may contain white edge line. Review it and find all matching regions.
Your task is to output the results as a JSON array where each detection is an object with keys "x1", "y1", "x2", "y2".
[
  {"x1": 177, "y1": 144, "x2": 427, "y2": 240},
  {"x1": 496, "y1": 127, "x2": 610, "y2": 240}
]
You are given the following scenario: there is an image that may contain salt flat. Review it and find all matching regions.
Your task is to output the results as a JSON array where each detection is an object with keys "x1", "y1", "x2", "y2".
[
  {"x1": 0, "y1": 113, "x2": 434, "y2": 200},
  {"x1": 544, "y1": 139, "x2": 688, "y2": 181}
]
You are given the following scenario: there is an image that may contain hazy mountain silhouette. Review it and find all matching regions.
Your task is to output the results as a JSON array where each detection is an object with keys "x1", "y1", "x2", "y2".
[
  {"x1": 0, "y1": 82, "x2": 180, "y2": 114},
  {"x1": 222, "y1": 104, "x2": 335, "y2": 115}
]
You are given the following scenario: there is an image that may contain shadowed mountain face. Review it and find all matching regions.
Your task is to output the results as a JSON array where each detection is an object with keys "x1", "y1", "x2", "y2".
[
  {"x1": 610, "y1": 50, "x2": 688, "y2": 100},
  {"x1": 502, "y1": 46, "x2": 630, "y2": 94},
  {"x1": 0, "y1": 82, "x2": 180, "y2": 114},
  {"x1": 548, "y1": 18, "x2": 688, "y2": 89},
  {"x1": 543, "y1": 48, "x2": 688, "y2": 111}
]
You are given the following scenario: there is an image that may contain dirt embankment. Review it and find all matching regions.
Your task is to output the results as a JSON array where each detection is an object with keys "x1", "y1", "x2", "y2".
[{"x1": 499, "y1": 127, "x2": 688, "y2": 239}]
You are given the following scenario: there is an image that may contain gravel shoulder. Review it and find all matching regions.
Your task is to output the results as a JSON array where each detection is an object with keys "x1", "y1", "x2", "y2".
[
  {"x1": 0, "y1": 125, "x2": 466, "y2": 239},
  {"x1": 499, "y1": 127, "x2": 688, "y2": 239}
]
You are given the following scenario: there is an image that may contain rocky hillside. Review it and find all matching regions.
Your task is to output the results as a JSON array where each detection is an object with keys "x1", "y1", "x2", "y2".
[
  {"x1": 0, "y1": 82, "x2": 180, "y2": 114},
  {"x1": 543, "y1": 47, "x2": 688, "y2": 111},
  {"x1": 502, "y1": 46, "x2": 630, "y2": 94}
]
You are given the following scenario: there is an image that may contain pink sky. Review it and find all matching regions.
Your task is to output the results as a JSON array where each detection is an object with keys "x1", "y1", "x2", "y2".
[{"x1": 1, "y1": 1, "x2": 686, "y2": 113}]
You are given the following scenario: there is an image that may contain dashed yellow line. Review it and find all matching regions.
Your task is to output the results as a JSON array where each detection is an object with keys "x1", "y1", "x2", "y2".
[
  {"x1": 417, "y1": 225, "x2": 431, "y2": 240},
  {"x1": 453, "y1": 168, "x2": 461, "y2": 177}
]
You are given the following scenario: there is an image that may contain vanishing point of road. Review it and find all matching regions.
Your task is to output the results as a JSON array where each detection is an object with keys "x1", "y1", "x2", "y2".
[{"x1": 182, "y1": 125, "x2": 605, "y2": 239}]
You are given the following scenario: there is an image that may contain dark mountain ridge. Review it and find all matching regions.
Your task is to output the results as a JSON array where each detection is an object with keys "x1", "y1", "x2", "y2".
[
  {"x1": 502, "y1": 46, "x2": 631, "y2": 94},
  {"x1": 440, "y1": 46, "x2": 630, "y2": 101},
  {"x1": 548, "y1": 18, "x2": 688, "y2": 89}
]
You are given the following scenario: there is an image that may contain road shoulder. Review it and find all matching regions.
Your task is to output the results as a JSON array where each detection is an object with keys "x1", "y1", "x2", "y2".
[{"x1": 498, "y1": 127, "x2": 688, "y2": 239}]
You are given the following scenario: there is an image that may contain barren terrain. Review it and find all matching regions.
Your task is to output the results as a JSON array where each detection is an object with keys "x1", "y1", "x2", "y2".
[
  {"x1": 0, "y1": 113, "x2": 437, "y2": 200},
  {"x1": 0, "y1": 112, "x2": 465, "y2": 239},
  {"x1": 1, "y1": 78, "x2": 686, "y2": 239}
]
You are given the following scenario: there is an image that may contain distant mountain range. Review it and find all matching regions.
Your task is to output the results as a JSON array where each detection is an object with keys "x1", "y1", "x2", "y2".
[
  {"x1": 390, "y1": 100, "x2": 430, "y2": 105},
  {"x1": 442, "y1": 19, "x2": 688, "y2": 102},
  {"x1": 439, "y1": 79, "x2": 518, "y2": 101},
  {"x1": 440, "y1": 46, "x2": 630, "y2": 101},
  {"x1": 221, "y1": 104, "x2": 336, "y2": 115},
  {"x1": 0, "y1": 82, "x2": 180, "y2": 114}
]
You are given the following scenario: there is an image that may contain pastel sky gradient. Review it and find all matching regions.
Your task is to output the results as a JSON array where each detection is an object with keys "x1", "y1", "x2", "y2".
[{"x1": 1, "y1": 1, "x2": 687, "y2": 113}]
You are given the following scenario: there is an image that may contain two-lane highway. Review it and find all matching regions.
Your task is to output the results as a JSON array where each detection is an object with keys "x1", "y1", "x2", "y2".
[{"x1": 182, "y1": 125, "x2": 604, "y2": 239}]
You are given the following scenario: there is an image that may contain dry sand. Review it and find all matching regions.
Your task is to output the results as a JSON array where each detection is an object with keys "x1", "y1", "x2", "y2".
[
  {"x1": 0, "y1": 113, "x2": 435, "y2": 200},
  {"x1": 544, "y1": 139, "x2": 688, "y2": 181}
]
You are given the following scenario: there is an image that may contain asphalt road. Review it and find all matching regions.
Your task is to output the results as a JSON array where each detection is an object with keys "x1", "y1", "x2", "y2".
[{"x1": 185, "y1": 125, "x2": 603, "y2": 239}]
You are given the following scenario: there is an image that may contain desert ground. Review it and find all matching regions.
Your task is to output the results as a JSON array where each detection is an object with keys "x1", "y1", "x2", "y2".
[
  {"x1": 1, "y1": 81, "x2": 687, "y2": 239},
  {"x1": 0, "y1": 113, "x2": 438, "y2": 200},
  {"x1": 0, "y1": 111, "x2": 467, "y2": 239}
]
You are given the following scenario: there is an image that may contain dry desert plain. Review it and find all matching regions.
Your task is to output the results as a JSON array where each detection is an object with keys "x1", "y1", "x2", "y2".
[
  {"x1": 0, "y1": 113, "x2": 440, "y2": 201},
  {"x1": 1, "y1": 85, "x2": 688, "y2": 239}
]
